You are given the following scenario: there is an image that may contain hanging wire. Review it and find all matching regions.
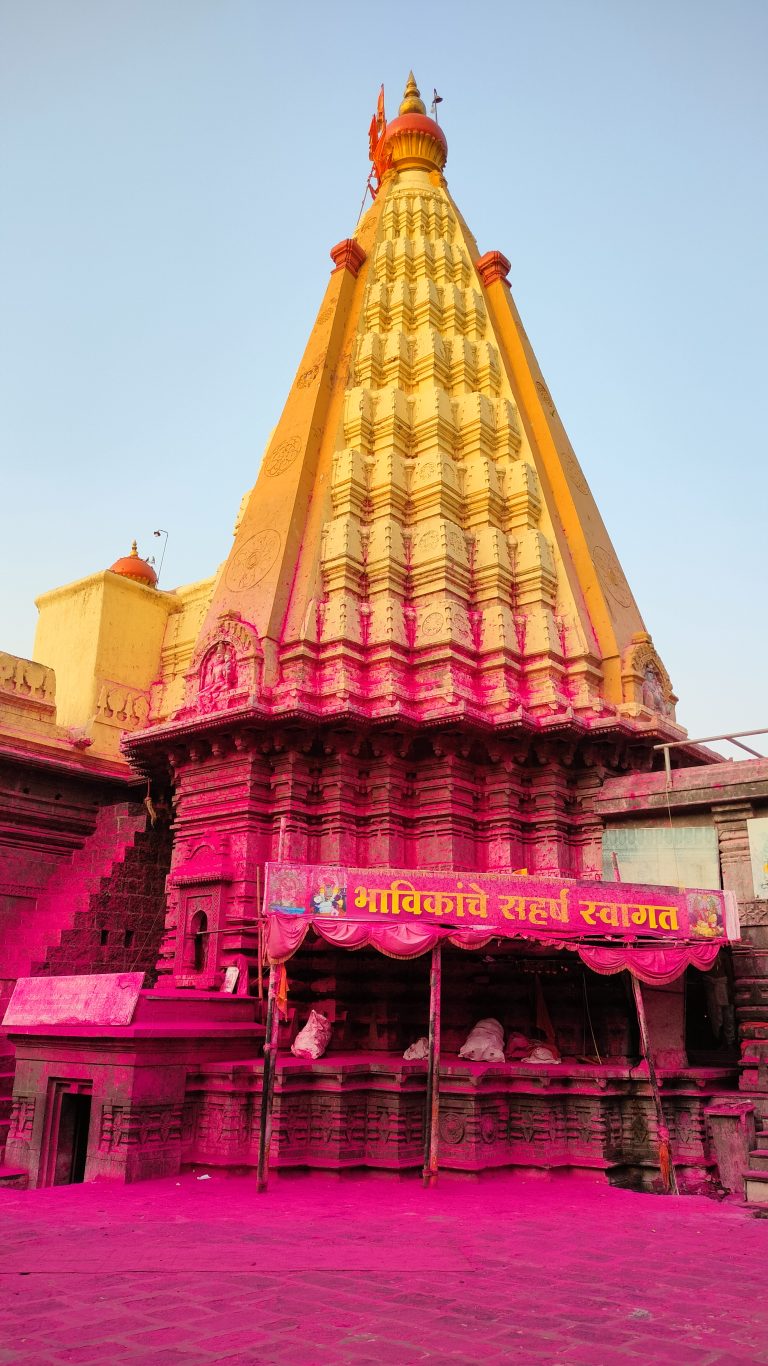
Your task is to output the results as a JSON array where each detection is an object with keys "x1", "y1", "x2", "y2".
[{"x1": 582, "y1": 970, "x2": 602, "y2": 1063}]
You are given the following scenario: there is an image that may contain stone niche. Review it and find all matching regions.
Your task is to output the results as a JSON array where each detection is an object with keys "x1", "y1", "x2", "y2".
[{"x1": 167, "y1": 838, "x2": 234, "y2": 991}]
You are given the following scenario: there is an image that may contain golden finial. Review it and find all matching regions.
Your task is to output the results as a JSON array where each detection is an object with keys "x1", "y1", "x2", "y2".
[
  {"x1": 399, "y1": 71, "x2": 426, "y2": 116},
  {"x1": 130, "y1": 540, "x2": 138, "y2": 556}
]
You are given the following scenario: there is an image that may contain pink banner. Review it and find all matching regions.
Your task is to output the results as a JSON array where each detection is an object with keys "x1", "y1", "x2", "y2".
[{"x1": 263, "y1": 863, "x2": 737, "y2": 948}]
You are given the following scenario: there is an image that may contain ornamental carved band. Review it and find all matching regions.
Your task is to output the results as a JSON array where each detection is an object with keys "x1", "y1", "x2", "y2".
[{"x1": 329, "y1": 238, "x2": 367, "y2": 278}]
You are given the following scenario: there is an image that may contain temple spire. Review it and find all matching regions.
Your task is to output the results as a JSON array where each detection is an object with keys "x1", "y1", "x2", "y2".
[
  {"x1": 399, "y1": 71, "x2": 426, "y2": 116},
  {"x1": 191, "y1": 78, "x2": 677, "y2": 729}
]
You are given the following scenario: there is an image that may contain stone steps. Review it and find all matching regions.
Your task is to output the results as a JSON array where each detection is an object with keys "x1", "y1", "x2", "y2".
[
  {"x1": 747, "y1": 1147, "x2": 768, "y2": 1172},
  {"x1": 0, "y1": 802, "x2": 147, "y2": 983},
  {"x1": 0, "y1": 1164, "x2": 28, "y2": 1190},
  {"x1": 744, "y1": 1170, "x2": 768, "y2": 1203}
]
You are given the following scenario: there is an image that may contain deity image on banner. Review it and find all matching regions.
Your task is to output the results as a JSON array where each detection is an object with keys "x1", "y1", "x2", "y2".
[
  {"x1": 688, "y1": 894, "x2": 722, "y2": 938},
  {"x1": 268, "y1": 870, "x2": 307, "y2": 916},
  {"x1": 310, "y1": 881, "x2": 346, "y2": 917}
]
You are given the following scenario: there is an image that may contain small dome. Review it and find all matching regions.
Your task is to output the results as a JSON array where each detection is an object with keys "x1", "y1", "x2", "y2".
[
  {"x1": 380, "y1": 72, "x2": 448, "y2": 174},
  {"x1": 109, "y1": 540, "x2": 158, "y2": 587}
]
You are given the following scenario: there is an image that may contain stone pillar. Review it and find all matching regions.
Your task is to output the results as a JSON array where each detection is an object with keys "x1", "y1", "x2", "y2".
[
  {"x1": 527, "y1": 763, "x2": 572, "y2": 876},
  {"x1": 733, "y1": 900, "x2": 768, "y2": 1104},
  {"x1": 712, "y1": 801, "x2": 755, "y2": 903},
  {"x1": 642, "y1": 980, "x2": 687, "y2": 1069},
  {"x1": 317, "y1": 737, "x2": 361, "y2": 866},
  {"x1": 366, "y1": 739, "x2": 407, "y2": 869}
]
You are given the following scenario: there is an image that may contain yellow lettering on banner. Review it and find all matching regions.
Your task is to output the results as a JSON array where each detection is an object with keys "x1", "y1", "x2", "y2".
[
  {"x1": 499, "y1": 888, "x2": 570, "y2": 925},
  {"x1": 463, "y1": 884, "x2": 489, "y2": 919},
  {"x1": 526, "y1": 898, "x2": 549, "y2": 926},
  {"x1": 354, "y1": 885, "x2": 387, "y2": 914},
  {"x1": 393, "y1": 880, "x2": 422, "y2": 916},
  {"x1": 423, "y1": 891, "x2": 456, "y2": 917},
  {"x1": 628, "y1": 903, "x2": 679, "y2": 932},
  {"x1": 500, "y1": 894, "x2": 526, "y2": 921},
  {"x1": 578, "y1": 900, "x2": 628, "y2": 929},
  {"x1": 353, "y1": 880, "x2": 424, "y2": 916},
  {"x1": 547, "y1": 888, "x2": 571, "y2": 923},
  {"x1": 579, "y1": 901, "x2": 598, "y2": 927},
  {"x1": 579, "y1": 899, "x2": 679, "y2": 933}
]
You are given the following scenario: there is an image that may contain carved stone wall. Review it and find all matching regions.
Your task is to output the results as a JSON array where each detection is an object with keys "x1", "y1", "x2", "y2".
[
  {"x1": 155, "y1": 721, "x2": 659, "y2": 987},
  {"x1": 185, "y1": 1058, "x2": 727, "y2": 1190}
]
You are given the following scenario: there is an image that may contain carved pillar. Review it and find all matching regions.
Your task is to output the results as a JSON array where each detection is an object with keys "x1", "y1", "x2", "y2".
[
  {"x1": 418, "y1": 740, "x2": 476, "y2": 868},
  {"x1": 572, "y1": 768, "x2": 605, "y2": 879},
  {"x1": 482, "y1": 746, "x2": 525, "y2": 870},
  {"x1": 269, "y1": 744, "x2": 312, "y2": 862},
  {"x1": 366, "y1": 738, "x2": 407, "y2": 868},
  {"x1": 317, "y1": 735, "x2": 361, "y2": 865},
  {"x1": 712, "y1": 801, "x2": 755, "y2": 903},
  {"x1": 526, "y1": 759, "x2": 572, "y2": 875}
]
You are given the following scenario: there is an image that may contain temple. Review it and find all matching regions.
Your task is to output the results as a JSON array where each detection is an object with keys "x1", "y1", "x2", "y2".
[{"x1": 2, "y1": 76, "x2": 767, "y2": 1200}]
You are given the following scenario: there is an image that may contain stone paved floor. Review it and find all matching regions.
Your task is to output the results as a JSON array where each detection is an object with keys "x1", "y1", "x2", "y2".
[{"x1": 1, "y1": 1170, "x2": 767, "y2": 1364}]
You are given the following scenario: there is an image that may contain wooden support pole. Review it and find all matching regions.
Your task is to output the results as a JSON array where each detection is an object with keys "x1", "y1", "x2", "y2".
[
  {"x1": 613, "y1": 849, "x2": 678, "y2": 1195},
  {"x1": 422, "y1": 943, "x2": 442, "y2": 1187},
  {"x1": 256, "y1": 961, "x2": 281, "y2": 1192},
  {"x1": 631, "y1": 973, "x2": 679, "y2": 1195},
  {"x1": 255, "y1": 865, "x2": 264, "y2": 1003}
]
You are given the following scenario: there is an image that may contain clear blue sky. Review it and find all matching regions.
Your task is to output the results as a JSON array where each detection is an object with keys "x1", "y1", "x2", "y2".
[{"x1": 2, "y1": 1, "x2": 766, "y2": 751}]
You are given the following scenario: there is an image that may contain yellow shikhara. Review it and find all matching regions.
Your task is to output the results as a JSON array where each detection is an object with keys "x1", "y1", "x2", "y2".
[{"x1": 200, "y1": 75, "x2": 676, "y2": 729}]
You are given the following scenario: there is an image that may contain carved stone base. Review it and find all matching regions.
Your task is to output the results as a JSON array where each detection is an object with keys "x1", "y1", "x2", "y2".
[{"x1": 185, "y1": 1053, "x2": 737, "y2": 1191}]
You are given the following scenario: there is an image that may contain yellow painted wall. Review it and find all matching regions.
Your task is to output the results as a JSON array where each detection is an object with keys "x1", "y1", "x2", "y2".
[{"x1": 33, "y1": 572, "x2": 178, "y2": 755}]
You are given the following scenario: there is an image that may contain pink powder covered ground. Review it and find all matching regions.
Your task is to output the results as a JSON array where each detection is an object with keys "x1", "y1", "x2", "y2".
[{"x1": 1, "y1": 1170, "x2": 767, "y2": 1364}]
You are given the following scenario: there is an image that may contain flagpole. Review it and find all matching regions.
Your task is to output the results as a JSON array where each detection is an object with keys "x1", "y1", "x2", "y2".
[{"x1": 257, "y1": 960, "x2": 281, "y2": 1192}]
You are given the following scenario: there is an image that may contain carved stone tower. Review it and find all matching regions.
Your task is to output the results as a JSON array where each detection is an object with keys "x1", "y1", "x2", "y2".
[{"x1": 125, "y1": 75, "x2": 684, "y2": 990}]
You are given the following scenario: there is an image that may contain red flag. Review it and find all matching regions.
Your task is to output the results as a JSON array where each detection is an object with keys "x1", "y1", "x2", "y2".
[{"x1": 534, "y1": 972, "x2": 557, "y2": 1046}]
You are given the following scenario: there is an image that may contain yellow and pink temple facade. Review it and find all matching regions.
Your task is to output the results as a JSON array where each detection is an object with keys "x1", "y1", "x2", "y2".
[{"x1": 2, "y1": 77, "x2": 768, "y2": 1200}]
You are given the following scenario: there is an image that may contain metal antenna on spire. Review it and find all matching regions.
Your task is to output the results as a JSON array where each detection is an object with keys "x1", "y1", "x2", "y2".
[{"x1": 431, "y1": 89, "x2": 443, "y2": 122}]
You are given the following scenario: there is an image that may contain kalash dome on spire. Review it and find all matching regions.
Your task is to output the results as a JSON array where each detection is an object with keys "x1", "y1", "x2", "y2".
[{"x1": 1, "y1": 77, "x2": 756, "y2": 1198}]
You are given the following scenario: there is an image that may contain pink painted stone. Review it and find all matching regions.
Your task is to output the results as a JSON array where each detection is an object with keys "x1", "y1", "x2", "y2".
[{"x1": 2, "y1": 972, "x2": 145, "y2": 1027}]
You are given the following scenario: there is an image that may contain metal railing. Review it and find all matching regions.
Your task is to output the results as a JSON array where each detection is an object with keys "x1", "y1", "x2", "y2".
[{"x1": 654, "y1": 727, "x2": 768, "y2": 781}]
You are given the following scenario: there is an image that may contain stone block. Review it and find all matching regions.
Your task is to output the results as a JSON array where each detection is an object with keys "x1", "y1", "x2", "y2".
[{"x1": 3, "y1": 973, "x2": 145, "y2": 1027}]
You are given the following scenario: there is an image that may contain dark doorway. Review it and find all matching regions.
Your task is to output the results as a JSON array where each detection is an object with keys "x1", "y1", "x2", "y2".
[{"x1": 53, "y1": 1093, "x2": 92, "y2": 1185}]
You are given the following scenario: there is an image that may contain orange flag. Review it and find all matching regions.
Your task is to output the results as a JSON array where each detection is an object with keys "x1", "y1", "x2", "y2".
[
  {"x1": 376, "y1": 84, "x2": 386, "y2": 136},
  {"x1": 276, "y1": 964, "x2": 289, "y2": 1020}
]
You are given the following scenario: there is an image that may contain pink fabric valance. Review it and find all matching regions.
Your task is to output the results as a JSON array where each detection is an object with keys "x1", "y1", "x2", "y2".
[
  {"x1": 265, "y1": 913, "x2": 722, "y2": 982},
  {"x1": 578, "y1": 943, "x2": 721, "y2": 985},
  {"x1": 265, "y1": 915, "x2": 496, "y2": 963}
]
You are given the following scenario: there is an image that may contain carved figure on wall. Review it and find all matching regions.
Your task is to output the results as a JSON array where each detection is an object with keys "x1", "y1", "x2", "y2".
[
  {"x1": 641, "y1": 664, "x2": 665, "y2": 714},
  {"x1": 179, "y1": 611, "x2": 264, "y2": 717},
  {"x1": 620, "y1": 632, "x2": 677, "y2": 720},
  {"x1": 203, "y1": 642, "x2": 236, "y2": 698}
]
